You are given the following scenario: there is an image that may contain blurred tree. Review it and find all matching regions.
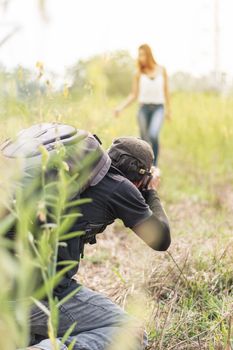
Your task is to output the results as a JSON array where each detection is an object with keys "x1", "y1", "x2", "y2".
[
  {"x1": 103, "y1": 51, "x2": 134, "y2": 97},
  {"x1": 13, "y1": 66, "x2": 43, "y2": 99},
  {"x1": 69, "y1": 51, "x2": 134, "y2": 98},
  {"x1": 0, "y1": 65, "x2": 46, "y2": 101}
]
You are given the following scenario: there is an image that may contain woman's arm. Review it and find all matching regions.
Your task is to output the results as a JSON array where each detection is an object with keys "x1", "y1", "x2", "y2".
[
  {"x1": 163, "y1": 67, "x2": 171, "y2": 120},
  {"x1": 114, "y1": 73, "x2": 140, "y2": 116}
]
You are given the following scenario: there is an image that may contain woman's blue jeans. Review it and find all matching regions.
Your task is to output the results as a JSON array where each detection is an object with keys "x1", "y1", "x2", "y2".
[{"x1": 138, "y1": 104, "x2": 164, "y2": 165}]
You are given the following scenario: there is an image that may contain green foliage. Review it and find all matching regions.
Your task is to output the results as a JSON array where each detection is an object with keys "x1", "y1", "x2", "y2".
[
  {"x1": 69, "y1": 50, "x2": 134, "y2": 98},
  {"x1": 0, "y1": 136, "x2": 92, "y2": 349},
  {"x1": 103, "y1": 51, "x2": 134, "y2": 97},
  {"x1": 0, "y1": 56, "x2": 232, "y2": 349},
  {"x1": 145, "y1": 232, "x2": 233, "y2": 349}
]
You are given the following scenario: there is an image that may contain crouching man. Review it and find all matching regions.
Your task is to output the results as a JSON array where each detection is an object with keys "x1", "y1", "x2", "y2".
[{"x1": 23, "y1": 134, "x2": 171, "y2": 350}]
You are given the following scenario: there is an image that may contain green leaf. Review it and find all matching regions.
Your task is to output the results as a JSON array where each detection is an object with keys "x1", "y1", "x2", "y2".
[
  {"x1": 40, "y1": 223, "x2": 58, "y2": 230},
  {"x1": 60, "y1": 321, "x2": 77, "y2": 346},
  {"x1": 67, "y1": 338, "x2": 76, "y2": 350},
  {"x1": 33, "y1": 262, "x2": 78, "y2": 300},
  {"x1": 39, "y1": 145, "x2": 50, "y2": 171},
  {"x1": 57, "y1": 285, "x2": 81, "y2": 307},
  {"x1": 65, "y1": 197, "x2": 92, "y2": 208},
  {"x1": 31, "y1": 297, "x2": 50, "y2": 316},
  {"x1": 112, "y1": 267, "x2": 126, "y2": 284},
  {"x1": 45, "y1": 194, "x2": 58, "y2": 203},
  {"x1": 0, "y1": 237, "x2": 15, "y2": 249},
  {"x1": 47, "y1": 212, "x2": 57, "y2": 222},
  {"x1": 44, "y1": 200, "x2": 57, "y2": 208},
  {"x1": 57, "y1": 213, "x2": 82, "y2": 236},
  {"x1": 58, "y1": 242, "x2": 67, "y2": 247},
  {"x1": 59, "y1": 231, "x2": 84, "y2": 241},
  {"x1": 44, "y1": 181, "x2": 59, "y2": 190},
  {"x1": 67, "y1": 172, "x2": 79, "y2": 185},
  {"x1": 0, "y1": 214, "x2": 15, "y2": 236},
  {"x1": 61, "y1": 213, "x2": 82, "y2": 219},
  {"x1": 57, "y1": 260, "x2": 80, "y2": 266}
]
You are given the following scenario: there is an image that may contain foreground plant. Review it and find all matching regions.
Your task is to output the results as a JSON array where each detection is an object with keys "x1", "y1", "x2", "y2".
[{"x1": 0, "y1": 127, "x2": 94, "y2": 350}]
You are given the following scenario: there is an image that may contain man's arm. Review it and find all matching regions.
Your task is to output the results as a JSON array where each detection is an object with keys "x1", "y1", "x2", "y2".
[
  {"x1": 132, "y1": 188, "x2": 171, "y2": 251},
  {"x1": 108, "y1": 170, "x2": 171, "y2": 251},
  {"x1": 132, "y1": 168, "x2": 170, "y2": 251}
]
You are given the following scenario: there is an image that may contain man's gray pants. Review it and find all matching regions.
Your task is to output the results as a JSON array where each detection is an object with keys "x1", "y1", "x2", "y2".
[{"x1": 30, "y1": 286, "x2": 148, "y2": 350}]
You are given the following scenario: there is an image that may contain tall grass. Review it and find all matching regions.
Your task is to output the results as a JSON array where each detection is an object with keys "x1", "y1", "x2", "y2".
[
  {"x1": 0, "y1": 68, "x2": 232, "y2": 349},
  {"x1": 0, "y1": 136, "x2": 92, "y2": 349}
]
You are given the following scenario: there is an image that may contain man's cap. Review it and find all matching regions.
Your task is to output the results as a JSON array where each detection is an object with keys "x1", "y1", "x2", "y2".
[{"x1": 108, "y1": 137, "x2": 154, "y2": 173}]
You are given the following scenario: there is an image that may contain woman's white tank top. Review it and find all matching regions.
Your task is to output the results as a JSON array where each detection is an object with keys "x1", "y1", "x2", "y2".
[{"x1": 138, "y1": 66, "x2": 165, "y2": 104}]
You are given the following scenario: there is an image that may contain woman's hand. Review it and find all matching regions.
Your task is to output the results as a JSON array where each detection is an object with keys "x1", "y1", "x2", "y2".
[
  {"x1": 113, "y1": 107, "x2": 122, "y2": 117},
  {"x1": 165, "y1": 108, "x2": 172, "y2": 121}
]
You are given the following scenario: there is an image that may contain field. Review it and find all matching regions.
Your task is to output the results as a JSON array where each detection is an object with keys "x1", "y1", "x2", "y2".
[{"x1": 1, "y1": 88, "x2": 233, "y2": 349}]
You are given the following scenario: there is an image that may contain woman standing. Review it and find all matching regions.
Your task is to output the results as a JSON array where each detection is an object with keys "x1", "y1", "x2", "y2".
[{"x1": 114, "y1": 44, "x2": 171, "y2": 165}]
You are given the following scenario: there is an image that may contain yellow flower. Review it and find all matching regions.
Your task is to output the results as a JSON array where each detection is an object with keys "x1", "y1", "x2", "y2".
[
  {"x1": 18, "y1": 66, "x2": 23, "y2": 81},
  {"x1": 63, "y1": 84, "x2": 69, "y2": 99},
  {"x1": 36, "y1": 61, "x2": 44, "y2": 79},
  {"x1": 36, "y1": 61, "x2": 44, "y2": 71}
]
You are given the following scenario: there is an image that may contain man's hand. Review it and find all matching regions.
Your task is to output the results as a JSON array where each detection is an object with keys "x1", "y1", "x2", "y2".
[{"x1": 147, "y1": 167, "x2": 160, "y2": 191}]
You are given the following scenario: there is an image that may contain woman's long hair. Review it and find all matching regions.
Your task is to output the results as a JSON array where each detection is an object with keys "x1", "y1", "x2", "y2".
[{"x1": 137, "y1": 44, "x2": 157, "y2": 73}]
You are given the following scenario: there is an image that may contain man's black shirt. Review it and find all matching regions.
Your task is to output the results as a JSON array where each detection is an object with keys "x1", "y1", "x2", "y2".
[{"x1": 55, "y1": 168, "x2": 170, "y2": 298}]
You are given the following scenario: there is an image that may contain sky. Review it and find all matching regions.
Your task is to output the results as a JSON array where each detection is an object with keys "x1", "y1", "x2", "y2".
[{"x1": 0, "y1": 0, "x2": 233, "y2": 78}]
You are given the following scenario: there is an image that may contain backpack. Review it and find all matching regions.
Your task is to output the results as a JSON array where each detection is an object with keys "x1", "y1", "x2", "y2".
[
  {"x1": 0, "y1": 123, "x2": 111, "y2": 190},
  {"x1": 1, "y1": 123, "x2": 111, "y2": 249}
]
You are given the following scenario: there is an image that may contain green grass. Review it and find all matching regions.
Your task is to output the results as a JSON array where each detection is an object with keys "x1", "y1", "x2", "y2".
[
  {"x1": 0, "y1": 85, "x2": 233, "y2": 349},
  {"x1": 2, "y1": 90, "x2": 232, "y2": 194}
]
